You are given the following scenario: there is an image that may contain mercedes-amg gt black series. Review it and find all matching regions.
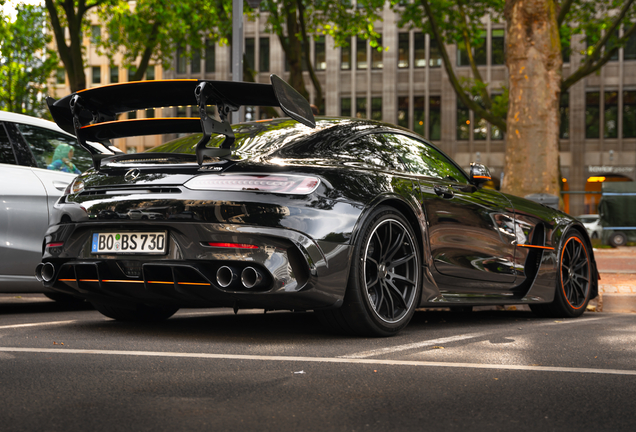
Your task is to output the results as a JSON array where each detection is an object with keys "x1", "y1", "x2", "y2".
[{"x1": 39, "y1": 75, "x2": 598, "y2": 336}]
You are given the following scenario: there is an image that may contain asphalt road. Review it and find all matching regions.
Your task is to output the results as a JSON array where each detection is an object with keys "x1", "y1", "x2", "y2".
[{"x1": 1, "y1": 295, "x2": 635, "y2": 432}]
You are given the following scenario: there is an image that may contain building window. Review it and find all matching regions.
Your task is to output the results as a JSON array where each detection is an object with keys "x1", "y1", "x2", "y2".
[
  {"x1": 91, "y1": 66, "x2": 101, "y2": 84},
  {"x1": 398, "y1": 96, "x2": 409, "y2": 129},
  {"x1": 177, "y1": 45, "x2": 187, "y2": 74},
  {"x1": 371, "y1": 97, "x2": 382, "y2": 121},
  {"x1": 413, "y1": 96, "x2": 424, "y2": 136},
  {"x1": 492, "y1": 29, "x2": 505, "y2": 65},
  {"x1": 191, "y1": 47, "x2": 202, "y2": 74},
  {"x1": 127, "y1": 66, "x2": 137, "y2": 81},
  {"x1": 259, "y1": 37, "x2": 270, "y2": 72},
  {"x1": 315, "y1": 36, "x2": 326, "y2": 70},
  {"x1": 562, "y1": 44, "x2": 571, "y2": 64},
  {"x1": 146, "y1": 108, "x2": 155, "y2": 119},
  {"x1": 625, "y1": 31, "x2": 636, "y2": 61},
  {"x1": 245, "y1": 106, "x2": 256, "y2": 122},
  {"x1": 559, "y1": 93, "x2": 569, "y2": 139},
  {"x1": 356, "y1": 37, "x2": 367, "y2": 70},
  {"x1": 146, "y1": 65, "x2": 155, "y2": 80},
  {"x1": 126, "y1": 147, "x2": 137, "y2": 154},
  {"x1": 458, "y1": 32, "x2": 486, "y2": 66},
  {"x1": 604, "y1": 91, "x2": 618, "y2": 138},
  {"x1": 176, "y1": 106, "x2": 187, "y2": 117},
  {"x1": 56, "y1": 68, "x2": 65, "y2": 85},
  {"x1": 371, "y1": 36, "x2": 383, "y2": 69},
  {"x1": 356, "y1": 97, "x2": 367, "y2": 118},
  {"x1": 414, "y1": 33, "x2": 425, "y2": 68},
  {"x1": 585, "y1": 92, "x2": 600, "y2": 139},
  {"x1": 128, "y1": 111, "x2": 136, "y2": 120},
  {"x1": 244, "y1": 37, "x2": 255, "y2": 73},
  {"x1": 429, "y1": 96, "x2": 441, "y2": 140},
  {"x1": 398, "y1": 33, "x2": 409, "y2": 68},
  {"x1": 624, "y1": 90, "x2": 636, "y2": 138},
  {"x1": 608, "y1": 30, "x2": 619, "y2": 62},
  {"x1": 429, "y1": 39, "x2": 441, "y2": 67},
  {"x1": 205, "y1": 39, "x2": 216, "y2": 73},
  {"x1": 474, "y1": 116, "x2": 487, "y2": 140},
  {"x1": 341, "y1": 44, "x2": 351, "y2": 70},
  {"x1": 110, "y1": 66, "x2": 118, "y2": 84},
  {"x1": 90, "y1": 25, "x2": 100, "y2": 44},
  {"x1": 457, "y1": 99, "x2": 470, "y2": 140},
  {"x1": 341, "y1": 97, "x2": 351, "y2": 116}
]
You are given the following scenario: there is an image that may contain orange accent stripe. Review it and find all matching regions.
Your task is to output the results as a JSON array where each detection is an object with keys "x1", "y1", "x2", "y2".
[
  {"x1": 80, "y1": 117, "x2": 200, "y2": 129},
  {"x1": 177, "y1": 282, "x2": 211, "y2": 286},
  {"x1": 79, "y1": 279, "x2": 99, "y2": 282},
  {"x1": 59, "y1": 279, "x2": 75, "y2": 282},
  {"x1": 102, "y1": 279, "x2": 144, "y2": 284},
  {"x1": 76, "y1": 79, "x2": 198, "y2": 93},
  {"x1": 473, "y1": 176, "x2": 492, "y2": 180},
  {"x1": 517, "y1": 244, "x2": 555, "y2": 250},
  {"x1": 147, "y1": 281, "x2": 174, "y2": 285}
]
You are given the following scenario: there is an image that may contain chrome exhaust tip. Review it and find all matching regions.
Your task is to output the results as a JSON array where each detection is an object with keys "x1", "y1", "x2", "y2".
[
  {"x1": 34, "y1": 264, "x2": 44, "y2": 282},
  {"x1": 216, "y1": 266, "x2": 237, "y2": 288},
  {"x1": 241, "y1": 267, "x2": 263, "y2": 289},
  {"x1": 41, "y1": 262, "x2": 56, "y2": 283}
]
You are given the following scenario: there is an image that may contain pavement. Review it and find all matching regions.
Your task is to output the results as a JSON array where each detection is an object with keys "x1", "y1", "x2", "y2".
[{"x1": 590, "y1": 246, "x2": 636, "y2": 313}]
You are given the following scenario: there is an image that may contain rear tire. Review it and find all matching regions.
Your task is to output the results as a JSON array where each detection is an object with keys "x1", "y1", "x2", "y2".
[
  {"x1": 530, "y1": 231, "x2": 593, "y2": 318},
  {"x1": 316, "y1": 206, "x2": 421, "y2": 337},
  {"x1": 92, "y1": 302, "x2": 178, "y2": 322}
]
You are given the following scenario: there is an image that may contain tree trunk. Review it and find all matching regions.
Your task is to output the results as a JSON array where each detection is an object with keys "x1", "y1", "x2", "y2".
[{"x1": 502, "y1": 0, "x2": 562, "y2": 198}]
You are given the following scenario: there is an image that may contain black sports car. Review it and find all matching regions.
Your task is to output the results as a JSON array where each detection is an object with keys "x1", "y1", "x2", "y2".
[{"x1": 39, "y1": 75, "x2": 598, "y2": 336}]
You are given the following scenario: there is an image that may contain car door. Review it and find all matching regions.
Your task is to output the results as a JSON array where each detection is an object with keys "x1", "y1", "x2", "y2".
[
  {"x1": 0, "y1": 121, "x2": 92, "y2": 289},
  {"x1": 382, "y1": 133, "x2": 517, "y2": 291}
]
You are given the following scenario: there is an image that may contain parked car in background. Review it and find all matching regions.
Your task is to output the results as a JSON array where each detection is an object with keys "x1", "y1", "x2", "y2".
[
  {"x1": 0, "y1": 111, "x2": 122, "y2": 301},
  {"x1": 599, "y1": 182, "x2": 636, "y2": 247},
  {"x1": 577, "y1": 214, "x2": 602, "y2": 239}
]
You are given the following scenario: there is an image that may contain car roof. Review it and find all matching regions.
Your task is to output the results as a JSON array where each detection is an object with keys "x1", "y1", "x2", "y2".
[{"x1": 0, "y1": 110, "x2": 74, "y2": 137}]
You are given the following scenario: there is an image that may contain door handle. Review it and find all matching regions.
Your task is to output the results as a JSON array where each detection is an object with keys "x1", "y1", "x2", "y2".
[
  {"x1": 434, "y1": 185, "x2": 454, "y2": 199},
  {"x1": 53, "y1": 181, "x2": 70, "y2": 191}
]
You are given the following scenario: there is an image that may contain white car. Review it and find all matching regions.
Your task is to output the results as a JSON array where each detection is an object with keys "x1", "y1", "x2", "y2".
[
  {"x1": 577, "y1": 214, "x2": 603, "y2": 239},
  {"x1": 0, "y1": 111, "x2": 121, "y2": 301}
]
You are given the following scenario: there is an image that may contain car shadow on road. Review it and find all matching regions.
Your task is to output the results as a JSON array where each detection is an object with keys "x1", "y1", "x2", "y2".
[{"x1": 0, "y1": 295, "x2": 94, "y2": 316}]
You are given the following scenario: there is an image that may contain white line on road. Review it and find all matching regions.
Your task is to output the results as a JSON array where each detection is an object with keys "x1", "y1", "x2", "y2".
[
  {"x1": 0, "y1": 320, "x2": 79, "y2": 330},
  {"x1": 1, "y1": 347, "x2": 635, "y2": 376},
  {"x1": 343, "y1": 316, "x2": 609, "y2": 359}
]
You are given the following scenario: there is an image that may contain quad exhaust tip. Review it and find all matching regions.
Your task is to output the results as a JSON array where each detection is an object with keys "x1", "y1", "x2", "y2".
[
  {"x1": 216, "y1": 266, "x2": 237, "y2": 288},
  {"x1": 36, "y1": 262, "x2": 56, "y2": 283},
  {"x1": 241, "y1": 267, "x2": 263, "y2": 289}
]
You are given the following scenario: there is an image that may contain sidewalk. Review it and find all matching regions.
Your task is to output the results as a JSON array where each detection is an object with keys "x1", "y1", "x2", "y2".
[{"x1": 590, "y1": 246, "x2": 636, "y2": 313}]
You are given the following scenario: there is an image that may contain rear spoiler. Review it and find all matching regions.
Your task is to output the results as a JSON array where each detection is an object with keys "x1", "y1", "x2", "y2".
[{"x1": 46, "y1": 74, "x2": 315, "y2": 169}]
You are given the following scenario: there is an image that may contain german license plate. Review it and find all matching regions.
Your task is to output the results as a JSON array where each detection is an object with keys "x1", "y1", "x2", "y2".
[{"x1": 91, "y1": 232, "x2": 167, "y2": 254}]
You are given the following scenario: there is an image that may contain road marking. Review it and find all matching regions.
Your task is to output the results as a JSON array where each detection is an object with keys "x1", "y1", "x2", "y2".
[
  {"x1": 1, "y1": 347, "x2": 635, "y2": 376},
  {"x1": 343, "y1": 317, "x2": 608, "y2": 359},
  {"x1": 341, "y1": 333, "x2": 490, "y2": 358},
  {"x1": 0, "y1": 320, "x2": 79, "y2": 330}
]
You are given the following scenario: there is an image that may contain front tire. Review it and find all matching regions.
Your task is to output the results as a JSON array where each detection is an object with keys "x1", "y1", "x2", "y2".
[
  {"x1": 316, "y1": 206, "x2": 421, "y2": 336},
  {"x1": 92, "y1": 302, "x2": 178, "y2": 322},
  {"x1": 530, "y1": 231, "x2": 594, "y2": 318}
]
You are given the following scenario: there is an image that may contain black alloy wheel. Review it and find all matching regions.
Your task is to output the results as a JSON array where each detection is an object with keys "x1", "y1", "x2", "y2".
[
  {"x1": 531, "y1": 231, "x2": 593, "y2": 318},
  {"x1": 316, "y1": 206, "x2": 421, "y2": 336}
]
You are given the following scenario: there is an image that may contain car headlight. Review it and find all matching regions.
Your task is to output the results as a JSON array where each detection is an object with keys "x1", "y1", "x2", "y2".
[
  {"x1": 64, "y1": 177, "x2": 85, "y2": 195},
  {"x1": 184, "y1": 174, "x2": 320, "y2": 195}
]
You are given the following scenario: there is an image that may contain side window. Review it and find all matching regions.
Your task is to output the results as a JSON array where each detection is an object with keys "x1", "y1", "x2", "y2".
[
  {"x1": 15, "y1": 124, "x2": 93, "y2": 173},
  {"x1": 383, "y1": 133, "x2": 468, "y2": 183},
  {"x1": 345, "y1": 134, "x2": 404, "y2": 171},
  {"x1": 0, "y1": 124, "x2": 17, "y2": 165}
]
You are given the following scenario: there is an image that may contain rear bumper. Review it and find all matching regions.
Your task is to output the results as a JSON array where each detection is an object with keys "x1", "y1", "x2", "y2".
[{"x1": 41, "y1": 221, "x2": 352, "y2": 311}]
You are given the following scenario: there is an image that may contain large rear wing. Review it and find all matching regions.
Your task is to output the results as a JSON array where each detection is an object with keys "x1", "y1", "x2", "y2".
[{"x1": 46, "y1": 74, "x2": 315, "y2": 169}]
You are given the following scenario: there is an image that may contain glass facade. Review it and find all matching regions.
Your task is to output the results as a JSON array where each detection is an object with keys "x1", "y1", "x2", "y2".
[
  {"x1": 429, "y1": 96, "x2": 441, "y2": 140},
  {"x1": 372, "y1": 36, "x2": 383, "y2": 69},
  {"x1": 315, "y1": 36, "x2": 326, "y2": 70},
  {"x1": 560, "y1": 92, "x2": 569, "y2": 139},
  {"x1": 356, "y1": 37, "x2": 367, "y2": 70},
  {"x1": 457, "y1": 99, "x2": 470, "y2": 140},
  {"x1": 398, "y1": 96, "x2": 408, "y2": 129},
  {"x1": 492, "y1": 29, "x2": 505, "y2": 65},
  {"x1": 205, "y1": 39, "x2": 215, "y2": 73},
  {"x1": 398, "y1": 33, "x2": 409, "y2": 68},
  {"x1": 245, "y1": 38, "x2": 255, "y2": 72},
  {"x1": 429, "y1": 39, "x2": 441, "y2": 67},
  {"x1": 341, "y1": 97, "x2": 351, "y2": 117},
  {"x1": 341, "y1": 43, "x2": 351, "y2": 70},
  {"x1": 624, "y1": 91, "x2": 636, "y2": 138},
  {"x1": 191, "y1": 47, "x2": 201, "y2": 74},
  {"x1": 414, "y1": 33, "x2": 425, "y2": 68},
  {"x1": 356, "y1": 97, "x2": 367, "y2": 118},
  {"x1": 585, "y1": 92, "x2": 600, "y2": 139},
  {"x1": 371, "y1": 97, "x2": 382, "y2": 120},
  {"x1": 260, "y1": 37, "x2": 270, "y2": 72},
  {"x1": 604, "y1": 91, "x2": 618, "y2": 138},
  {"x1": 91, "y1": 66, "x2": 101, "y2": 84}
]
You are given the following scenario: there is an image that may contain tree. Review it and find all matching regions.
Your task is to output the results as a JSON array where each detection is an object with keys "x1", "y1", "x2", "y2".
[
  {"x1": 0, "y1": 4, "x2": 59, "y2": 117},
  {"x1": 96, "y1": 0, "x2": 232, "y2": 81},
  {"x1": 45, "y1": 0, "x2": 115, "y2": 92},
  {"x1": 392, "y1": 0, "x2": 636, "y2": 199}
]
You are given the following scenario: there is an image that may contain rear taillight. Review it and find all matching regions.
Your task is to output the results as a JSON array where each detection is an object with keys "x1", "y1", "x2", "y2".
[{"x1": 184, "y1": 174, "x2": 320, "y2": 195}]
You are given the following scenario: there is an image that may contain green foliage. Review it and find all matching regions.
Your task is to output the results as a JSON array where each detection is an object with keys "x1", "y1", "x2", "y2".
[
  {"x1": 312, "y1": 0, "x2": 386, "y2": 47},
  {"x1": 96, "y1": 0, "x2": 233, "y2": 78},
  {"x1": 0, "y1": 4, "x2": 58, "y2": 118}
]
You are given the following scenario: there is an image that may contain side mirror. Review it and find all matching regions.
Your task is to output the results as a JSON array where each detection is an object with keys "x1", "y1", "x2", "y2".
[{"x1": 470, "y1": 162, "x2": 492, "y2": 186}]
